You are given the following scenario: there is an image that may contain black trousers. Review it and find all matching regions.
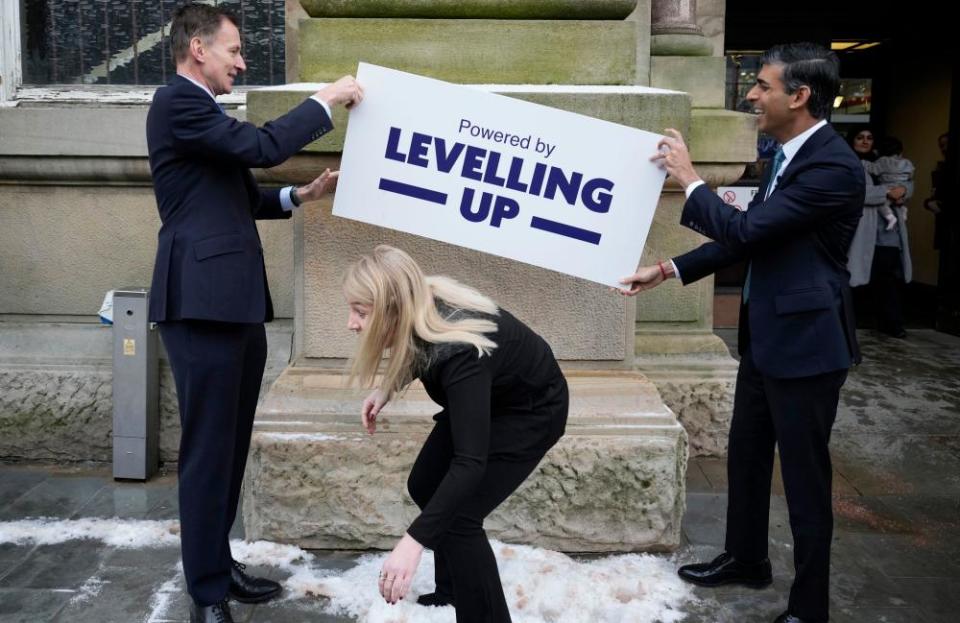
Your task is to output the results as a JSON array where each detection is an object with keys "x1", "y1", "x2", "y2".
[
  {"x1": 869, "y1": 246, "x2": 905, "y2": 335},
  {"x1": 724, "y1": 349, "x2": 847, "y2": 623},
  {"x1": 159, "y1": 320, "x2": 267, "y2": 606},
  {"x1": 407, "y1": 419, "x2": 551, "y2": 623}
]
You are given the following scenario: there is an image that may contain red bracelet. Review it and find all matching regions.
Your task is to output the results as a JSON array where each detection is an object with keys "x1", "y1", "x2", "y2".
[{"x1": 657, "y1": 260, "x2": 668, "y2": 279}]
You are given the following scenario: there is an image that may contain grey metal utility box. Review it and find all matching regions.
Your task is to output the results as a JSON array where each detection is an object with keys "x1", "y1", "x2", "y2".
[{"x1": 112, "y1": 288, "x2": 159, "y2": 480}]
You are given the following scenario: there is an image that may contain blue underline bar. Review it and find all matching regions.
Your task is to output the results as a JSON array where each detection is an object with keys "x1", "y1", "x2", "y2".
[
  {"x1": 529, "y1": 217, "x2": 602, "y2": 245},
  {"x1": 378, "y1": 178, "x2": 448, "y2": 205}
]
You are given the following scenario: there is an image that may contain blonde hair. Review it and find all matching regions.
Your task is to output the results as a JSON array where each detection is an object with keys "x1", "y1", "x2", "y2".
[{"x1": 343, "y1": 245, "x2": 499, "y2": 396}]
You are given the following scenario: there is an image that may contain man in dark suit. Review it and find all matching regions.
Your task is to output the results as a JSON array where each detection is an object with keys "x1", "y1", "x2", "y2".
[
  {"x1": 147, "y1": 4, "x2": 362, "y2": 622},
  {"x1": 620, "y1": 43, "x2": 864, "y2": 623}
]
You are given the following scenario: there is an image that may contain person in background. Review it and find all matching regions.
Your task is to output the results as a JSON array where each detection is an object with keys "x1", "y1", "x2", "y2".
[
  {"x1": 863, "y1": 136, "x2": 914, "y2": 231},
  {"x1": 846, "y1": 129, "x2": 913, "y2": 338}
]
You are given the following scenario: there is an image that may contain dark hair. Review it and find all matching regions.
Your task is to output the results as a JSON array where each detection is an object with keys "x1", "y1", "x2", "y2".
[
  {"x1": 846, "y1": 127, "x2": 877, "y2": 161},
  {"x1": 760, "y1": 42, "x2": 840, "y2": 120},
  {"x1": 170, "y1": 3, "x2": 239, "y2": 65},
  {"x1": 877, "y1": 136, "x2": 903, "y2": 158}
]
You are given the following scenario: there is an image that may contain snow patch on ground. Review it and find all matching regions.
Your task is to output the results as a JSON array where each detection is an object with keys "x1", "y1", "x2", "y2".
[{"x1": 0, "y1": 519, "x2": 697, "y2": 622}]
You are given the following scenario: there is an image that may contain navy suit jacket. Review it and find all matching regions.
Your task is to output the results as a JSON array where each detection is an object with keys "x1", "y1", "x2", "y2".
[
  {"x1": 146, "y1": 75, "x2": 333, "y2": 323},
  {"x1": 674, "y1": 124, "x2": 865, "y2": 379}
]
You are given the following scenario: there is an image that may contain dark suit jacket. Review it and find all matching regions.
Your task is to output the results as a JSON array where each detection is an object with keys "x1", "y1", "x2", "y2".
[
  {"x1": 674, "y1": 124, "x2": 865, "y2": 379},
  {"x1": 146, "y1": 75, "x2": 333, "y2": 323}
]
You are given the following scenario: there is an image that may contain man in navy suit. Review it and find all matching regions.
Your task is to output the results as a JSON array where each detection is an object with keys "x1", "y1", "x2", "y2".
[
  {"x1": 621, "y1": 43, "x2": 864, "y2": 623},
  {"x1": 146, "y1": 4, "x2": 362, "y2": 621}
]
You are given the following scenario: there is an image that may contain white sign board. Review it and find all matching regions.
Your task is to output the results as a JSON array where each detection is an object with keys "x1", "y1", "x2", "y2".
[
  {"x1": 716, "y1": 186, "x2": 759, "y2": 211},
  {"x1": 333, "y1": 63, "x2": 668, "y2": 287}
]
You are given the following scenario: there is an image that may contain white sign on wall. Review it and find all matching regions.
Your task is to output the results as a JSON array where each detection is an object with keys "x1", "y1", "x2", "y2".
[
  {"x1": 333, "y1": 63, "x2": 668, "y2": 287},
  {"x1": 716, "y1": 186, "x2": 759, "y2": 211}
]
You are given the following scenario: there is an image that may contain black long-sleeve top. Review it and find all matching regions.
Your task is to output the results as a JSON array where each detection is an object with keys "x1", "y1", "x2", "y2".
[{"x1": 405, "y1": 307, "x2": 567, "y2": 549}]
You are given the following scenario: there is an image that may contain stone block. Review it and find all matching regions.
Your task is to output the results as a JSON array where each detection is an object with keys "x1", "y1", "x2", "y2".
[
  {"x1": 689, "y1": 108, "x2": 757, "y2": 163},
  {"x1": 299, "y1": 0, "x2": 639, "y2": 19},
  {"x1": 650, "y1": 55, "x2": 725, "y2": 108},
  {"x1": 634, "y1": 192, "x2": 709, "y2": 325},
  {"x1": 242, "y1": 368, "x2": 687, "y2": 551},
  {"x1": 298, "y1": 19, "x2": 636, "y2": 85},
  {"x1": 635, "y1": 354, "x2": 737, "y2": 457},
  {"x1": 0, "y1": 186, "x2": 296, "y2": 319},
  {"x1": 300, "y1": 200, "x2": 633, "y2": 362}
]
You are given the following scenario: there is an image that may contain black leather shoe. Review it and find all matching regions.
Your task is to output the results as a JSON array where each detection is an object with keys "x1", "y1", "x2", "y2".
[
  {"x1": 677, "y1": 551, "x2": 772, "y2": 588},
  {"x1": 190, "y1": 599, "x2": 233, "y2": 623},
  {"x1": 416, "y1": 591, "x2": 456, "y2": 607},
  {"x1": 773, "y1": 613, "x2": 808, "y2": 623},
  {"x1": 228, "y1": 560, "x2": 282, "y2": 603}
]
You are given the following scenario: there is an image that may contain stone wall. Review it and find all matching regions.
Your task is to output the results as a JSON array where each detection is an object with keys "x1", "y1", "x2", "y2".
[{"x1": 0, "y1": 320, "x2": 293, "y2": 463}]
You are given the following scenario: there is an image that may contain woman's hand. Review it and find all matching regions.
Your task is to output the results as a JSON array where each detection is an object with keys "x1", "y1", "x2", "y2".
[
  {"x1": 378, "y1": 533, "x2": 424, "y2": 604},
  {"x1": 361, "y1": 389, "x2": 388, "y2": 435}
]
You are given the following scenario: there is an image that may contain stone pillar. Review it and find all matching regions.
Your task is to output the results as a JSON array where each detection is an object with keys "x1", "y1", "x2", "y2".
[
  {"x1": 651, "y1": 0, "x2": 701, "y2": 34},
  {"x1": 643, "y1": 0, "x2": 755, "y2": 456}
]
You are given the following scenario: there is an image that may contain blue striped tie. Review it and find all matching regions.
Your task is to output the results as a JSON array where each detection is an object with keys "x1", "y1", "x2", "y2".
[{"x1": 743, "y1": 146, "x2": 785, "y2": 303}]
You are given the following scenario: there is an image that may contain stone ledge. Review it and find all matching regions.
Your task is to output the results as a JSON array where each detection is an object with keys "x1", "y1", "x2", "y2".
[
  {"x1": 650, "y1": 33, "x2": 714, "y2": 56},
  {"x1": 248, "y1": 85, "x2": 689, "y2": 155},
  {"x1": 298, "y1": 19, "x2": 637, "y2": 85},
  {"x1": 243, "y1": 367, "x2": 687, "y2": 552},
  {"x1": 0, "y1": 320, "x2": 294, "y2": 463},
  {"x1": 299, "y1": 0, "x2": 639, "y2": 19}
]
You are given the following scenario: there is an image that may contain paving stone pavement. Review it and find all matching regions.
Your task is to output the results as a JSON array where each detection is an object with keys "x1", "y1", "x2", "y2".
[{"x1": 0, "y1": 329, "x2": 957, "y2": 622}]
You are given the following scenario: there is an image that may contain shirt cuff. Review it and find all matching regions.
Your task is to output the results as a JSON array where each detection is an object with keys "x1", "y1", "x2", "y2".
[
  {"x1": 309, "y1": 95, "x2": 333, "y2": 121},
  {"x1": 279, "y1": 186, "x2": 297, "y2": 212},
  {"x1": 685, "y1": 180, "x2": 706, "y2": 198},
  {"x1": 670, "y1": 259, "x2": 682, "y2": 282}
]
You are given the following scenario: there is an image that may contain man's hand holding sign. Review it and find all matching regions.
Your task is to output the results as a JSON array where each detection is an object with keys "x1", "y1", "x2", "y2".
[{"x1": 619, "y1": 128, "x2": 698, "y2": 295}]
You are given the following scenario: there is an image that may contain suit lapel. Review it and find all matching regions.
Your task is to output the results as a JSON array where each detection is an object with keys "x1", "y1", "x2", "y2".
[{"x1": 774, "y1": 124, "x2": 836, "y2": 190}]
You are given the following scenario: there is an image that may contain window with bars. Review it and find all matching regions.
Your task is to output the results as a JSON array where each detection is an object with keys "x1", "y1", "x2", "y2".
[{"x1": 21, "y1": 0, "x2": 286, "y2": 87}]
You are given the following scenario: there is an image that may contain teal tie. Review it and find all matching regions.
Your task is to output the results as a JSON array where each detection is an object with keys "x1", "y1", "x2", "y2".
[{"x1": 743, "y1": 147, "x2": 785, "y2": 303}]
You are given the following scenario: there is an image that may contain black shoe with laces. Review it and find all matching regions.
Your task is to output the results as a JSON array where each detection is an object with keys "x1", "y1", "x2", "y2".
[
  {"x1": 190, "y1": 599, "x2": 233, "y2": 623},
  {"x1": 677, "y1": 551, "x2": 772, "y2": 588},
  {"x1": 228, "y1": 560, "x2": 282, "y2": 603}
]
